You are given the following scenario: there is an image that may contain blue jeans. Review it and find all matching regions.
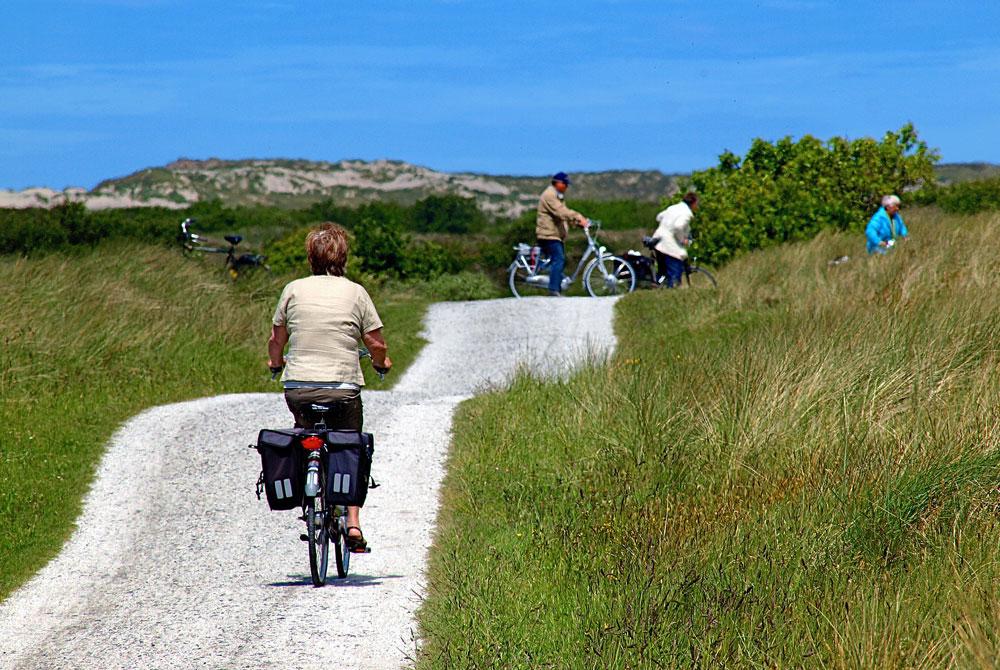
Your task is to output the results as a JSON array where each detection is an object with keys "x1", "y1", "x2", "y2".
[
  {"x1": 538, "y1": 239, "x2": 565, "y2": 293},
  {"x1": 655, "y1": 250, "x2": 685, "y2": 288}
]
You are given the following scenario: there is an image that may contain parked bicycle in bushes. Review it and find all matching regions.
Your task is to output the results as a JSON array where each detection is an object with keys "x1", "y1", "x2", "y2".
[{"x1": 178, "y1": 218, "x2": 269, "y2": 279}]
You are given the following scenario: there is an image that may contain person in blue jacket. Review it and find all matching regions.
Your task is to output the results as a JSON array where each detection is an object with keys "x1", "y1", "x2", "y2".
[{"x1": 866, "y1": 194, "x2": 908, "y2": 254}]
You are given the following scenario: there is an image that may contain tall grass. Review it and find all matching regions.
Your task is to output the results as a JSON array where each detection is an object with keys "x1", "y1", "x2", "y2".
[
  {"x1": 0, "y1": 242, "x2": 427, "y2": 601},
  {"x1": 419, "y1": 208, "x2": 1000, "y2": 668}
]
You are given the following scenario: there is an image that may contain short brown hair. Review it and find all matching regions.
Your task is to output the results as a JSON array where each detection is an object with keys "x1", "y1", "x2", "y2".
[
  {"x1": 305, "y1": 223, "x2": 349, "y2": 276},
  {"x1": 682, "y1": 192, "x2": 699, "y2": 207}
]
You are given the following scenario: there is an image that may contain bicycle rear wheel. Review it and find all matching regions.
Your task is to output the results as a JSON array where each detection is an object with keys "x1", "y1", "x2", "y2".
[
  {"x1": 333, "y1": 508, "x2": 350, "y2": 578},
  {"x1": 508, "y1": 260, "x2": 552, "y2": 298},
  {"x1": 306, "y1": 495, "x2": 330, "y2": 586},
  {"x1": 583, "y1": 255, "x2": 636, "y2": 297},
  {"x1": 685, "y1": 266, "x2": 717, "y2": 289}
]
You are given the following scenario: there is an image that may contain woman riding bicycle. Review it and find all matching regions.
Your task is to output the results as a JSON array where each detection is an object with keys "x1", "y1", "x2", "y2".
[{"x1": 266, "y1": 222, "x2": 392, "y2": 553}]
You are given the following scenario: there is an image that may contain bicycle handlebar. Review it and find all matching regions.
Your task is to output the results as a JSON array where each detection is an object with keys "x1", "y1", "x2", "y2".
[{"x1": 359, "y1": 347, "x2": 387, "y2": 381}]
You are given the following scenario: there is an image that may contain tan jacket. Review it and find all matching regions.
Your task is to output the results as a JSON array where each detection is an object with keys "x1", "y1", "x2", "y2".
[{"x1": 535, "y1": 185, "x2": 581, "y2": 241}]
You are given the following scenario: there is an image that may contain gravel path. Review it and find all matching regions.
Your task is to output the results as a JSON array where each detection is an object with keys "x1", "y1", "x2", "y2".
[{"x1": 0, "y1": 296, "x2": 618, "y2": 669}]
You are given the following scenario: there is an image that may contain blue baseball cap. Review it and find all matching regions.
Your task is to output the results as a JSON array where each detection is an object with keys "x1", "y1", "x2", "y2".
[{"x1": 551, "y1": 171, "x2": 571, "y2": 185}]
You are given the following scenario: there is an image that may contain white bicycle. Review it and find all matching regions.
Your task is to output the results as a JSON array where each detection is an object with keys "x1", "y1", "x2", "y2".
[{"x1": 508, "y1": 220, "x2": 637, "y2": 298}]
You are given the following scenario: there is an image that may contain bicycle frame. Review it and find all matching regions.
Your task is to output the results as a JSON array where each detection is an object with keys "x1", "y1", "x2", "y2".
[
  {"x1": 179, "y1": 219, "x2": 233, "y2": 255},
  {"x1": 511, "y1": 224, "x2": 614, "y2": 288},
  {"x1": 179, "y1": 218, "x2": 268, "y2": 278}
]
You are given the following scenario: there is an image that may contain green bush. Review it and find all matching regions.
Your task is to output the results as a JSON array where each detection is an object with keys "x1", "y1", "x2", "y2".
[
  {"x1": 400, "y1": 239, "x2": 463, "y2": 280},
  {"x1": 0, "y1": 209, "x2": 67, "y2": 254},
  {"x1": 261, "y1": 224, "x2": 311, "y2": 275},
  {"x1": 411, "y1": 195, "x2": 487, "y2": 234},
  {"x1": 265, "y1": 220, "x2": 461, "y2": 284},
  {"x1": 933, "y1": 177, "x2": 1000, "y2": 214},
  {"x1": 688, "y1": 123, "x2": 938, "y2": 264},
  {"x1": 353, "y1": 215, "x2": 407, "y2": 275}
]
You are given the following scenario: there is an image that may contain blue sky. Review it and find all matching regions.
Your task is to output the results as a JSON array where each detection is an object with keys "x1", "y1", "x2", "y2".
[{"x1": 2, "y1": 1, "x2": 998, "y2": 189}]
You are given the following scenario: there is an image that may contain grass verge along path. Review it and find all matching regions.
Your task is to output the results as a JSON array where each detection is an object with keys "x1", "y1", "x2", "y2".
[{"x1": 419, "y1": 209, "x2": 1000, "y2": 668}]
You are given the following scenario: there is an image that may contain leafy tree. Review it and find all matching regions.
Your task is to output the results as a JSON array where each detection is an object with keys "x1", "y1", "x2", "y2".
[{"x1": 687, "y1": 123, "x2": 938, "y2": 264}]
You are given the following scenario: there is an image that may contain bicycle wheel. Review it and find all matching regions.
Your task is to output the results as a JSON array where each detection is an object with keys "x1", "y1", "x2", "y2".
[
  {"x1": 306, "y1": 495, "x2": 330, "y2": 586},
  {"x1": 685, "y1": 266, "x2": 717, "y2": 289},
  {"x1": 583, "y1": 255, "x2": 636, "y2": 297},
  {"x1": 333, "y1": 508, "x2": 350, "y2": 578},
  {"x1": 508, "y1": 260, "x2": 551, "y2": 298}
]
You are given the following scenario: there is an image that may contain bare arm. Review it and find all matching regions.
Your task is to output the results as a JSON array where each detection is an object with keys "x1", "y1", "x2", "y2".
[
  {"x1": 362, "y1": 328, "x2": 392, "y2": 370},
  {"x1": 267, "y1": 324, "x2": 288, "y2": 369}
]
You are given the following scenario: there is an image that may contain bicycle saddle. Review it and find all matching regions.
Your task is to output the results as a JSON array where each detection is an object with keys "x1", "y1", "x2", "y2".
[{"x1": 224, "y1": 234, "x2": 243, "y2": 246}]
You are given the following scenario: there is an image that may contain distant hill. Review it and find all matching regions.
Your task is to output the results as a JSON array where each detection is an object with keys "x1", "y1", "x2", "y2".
[
  {"x1": 0, "y1": 158, "x2": 681, "y2": 217},
  {"x1": 934, "y1": 162, "x2": 1000, "y2": 184}
]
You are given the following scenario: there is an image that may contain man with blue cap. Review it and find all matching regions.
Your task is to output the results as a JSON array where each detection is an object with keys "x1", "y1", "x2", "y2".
[{"x1": 535, "y1": 171, "x2": 590, "y2": 296}]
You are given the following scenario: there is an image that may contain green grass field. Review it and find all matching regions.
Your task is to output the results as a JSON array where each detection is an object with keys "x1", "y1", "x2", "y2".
[
  {"x1": 6, "y1": 207, "x2": 1000, "y2": 667},
  {"x1": 0, "y1": 242, "x2": 428, "y2": 601},
  {"x1": 418, "y1": 208, "x2": 1000, "y2": 668}
]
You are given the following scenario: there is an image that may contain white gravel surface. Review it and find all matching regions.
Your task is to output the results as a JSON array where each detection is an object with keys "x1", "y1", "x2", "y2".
[{"x1": 0, "y1": 296, "x2": 618, "y2": 669}]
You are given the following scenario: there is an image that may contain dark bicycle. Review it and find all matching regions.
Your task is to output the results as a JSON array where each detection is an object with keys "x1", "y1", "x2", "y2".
[
  {"x1": 178, "y1": 218, "x2": 270, "y2": 279},
  {"x1": 254, "y1": 353, "x2": 385, "y2": 586},
  {"x1": 298, "y1": 404, "x2": 373, "y2": 584},
  {"x1": 623, "y1": 236, "x2": 717, "y2": 290}
]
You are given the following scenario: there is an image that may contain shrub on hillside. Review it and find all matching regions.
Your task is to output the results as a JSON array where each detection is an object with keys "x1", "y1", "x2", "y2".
[
  {"x1": 0, "y1": 208, "x2": 68, "y2": 254},
  {"x1": 932, "y1": 177, "x2": 1000, "y2": 214},
  {"x1": 411, "y1": 195, "x2": 487, "y2": 234},
  {"x1": 687, "y1": 123, "x2": 938, "y2": 264}
]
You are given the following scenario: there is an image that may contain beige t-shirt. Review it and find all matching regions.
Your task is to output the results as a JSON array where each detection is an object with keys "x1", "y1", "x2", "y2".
[{"x1": 272, "y1": 275, "x2": 383, "y2": 386}]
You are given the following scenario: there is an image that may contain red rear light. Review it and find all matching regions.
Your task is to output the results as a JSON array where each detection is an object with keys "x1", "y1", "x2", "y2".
[{"x1": 301, "y1": 435, "x2": 324, "y2": 451}]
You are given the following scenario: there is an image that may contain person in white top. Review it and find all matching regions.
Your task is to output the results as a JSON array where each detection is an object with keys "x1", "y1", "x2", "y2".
[
  {"x1": 651, "y1": 192, "x2": 698, "y2": 287},
  {"x1": 267, "y1": 222, "x2": 392, "y2": 553}
]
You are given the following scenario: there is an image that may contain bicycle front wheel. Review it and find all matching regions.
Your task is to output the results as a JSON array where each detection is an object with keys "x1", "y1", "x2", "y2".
[
  {"x1": 306, "y1": 496, "x2": 330, "y2": 586},
  {"x1": 685, "y1": 266, "x2": 717, "y2": 289},
  {"x1": 583, "y1": 255, "x2": 636, "y2": 297},
  {"x1": 508, "y1": 261, "x2": 551, "y2": 298}
]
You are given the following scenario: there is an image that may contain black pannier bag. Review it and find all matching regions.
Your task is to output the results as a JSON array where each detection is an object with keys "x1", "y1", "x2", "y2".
[
  {"x1": 624, "y1": 251, "x2": 653, "y2": 282},
  {"x1": 255, "y1": 428, "x2": 305, "y2": 510},
  {"x1": 324, "y1": 430, "x2": 375, "y2": 507}
]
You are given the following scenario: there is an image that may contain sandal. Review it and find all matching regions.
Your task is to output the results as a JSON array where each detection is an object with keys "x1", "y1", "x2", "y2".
[{"x1": 345, "y1": 526, "x2": 368, "y2": 553}]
